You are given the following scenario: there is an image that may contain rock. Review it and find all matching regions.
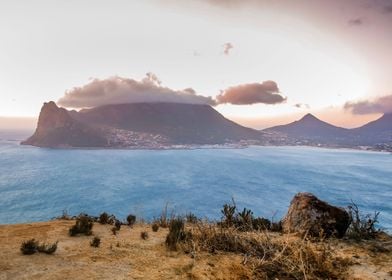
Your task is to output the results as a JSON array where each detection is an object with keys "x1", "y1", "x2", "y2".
[
  {"x1": 282, "y1": 192, "x2": 350, "y2": 238},
  {"x1": 21, "y1": 101, "x2": 107, "y2": 148}
]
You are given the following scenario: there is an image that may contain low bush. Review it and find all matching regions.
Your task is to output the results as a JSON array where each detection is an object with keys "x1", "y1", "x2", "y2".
[
  {"x1": 141, "y1": 231, "x2": 149, "y2": 240},
  {"x1": 114, "y1": 219, "x2": 122, "y2": 230},
  {"x1": 37, "y1": 241, "x2": 58, "y2": 254},
  {"x1": 165, "y1": 217, "x2": 188, "y2": 250},
  {"x1": 57, "y1": 210, "x2": 72, "y2": 220},
  {"x1": 220, "y1": 202, "x2": 275, "y2": 232},
  {"x1": 185, "y1": 212, "x2": 199, "y2": 224},
  {"x1": 152, "y1": 223, "x2": 159, "y2": 232},
  {"x1": 90, "y1": 236, "x2": 101, "y2": 247},
  {"x1": 126, "y1": 214, "x2": 136, "y2": 226},
  {"x1": 69, "y1": 214, "x2": 94, "y2": 236},
  {"x1": 236, "y1": 208, "x2": 254, "y2": 231},
  {"x1": 347, "y1": 201, "x2": 380, "y2": 240},
  {"x1": 20, "y1": 239, "x2": 39, "y2": 255},
  {"x1": 252, "y1": 217, "x2": 271, "y2": 231},
  {"x1": 221, "y1": 201, "x2": 236, "y2": 228},
  {"x1": 21, "y1": 239, "x2": 58, "y2": 255}
]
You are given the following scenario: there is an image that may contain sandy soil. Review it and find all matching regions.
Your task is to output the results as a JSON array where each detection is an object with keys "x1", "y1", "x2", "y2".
[{"x1": 0, "y1": 220, "x2": 391, "y2": 280}]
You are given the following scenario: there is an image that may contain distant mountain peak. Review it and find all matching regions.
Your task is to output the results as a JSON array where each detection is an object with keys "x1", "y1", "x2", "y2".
[
  {"x1": 300, "y1": 113, "x2": 319, "y2": 122},
  {"x1": 264, "y1": 112, "x2": 348, "y2": 143}
]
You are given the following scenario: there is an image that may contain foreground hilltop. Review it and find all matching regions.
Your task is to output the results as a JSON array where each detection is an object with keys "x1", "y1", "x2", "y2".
[
  {"x1": 0, "y1": 218, "x2": 391, "y2": 279},
  {"x1": 22, "y1": 102, "x2": 265, "y2": 148},
  {"x1": 1, "y1": 193, "x2": 391, "y2": 279}
]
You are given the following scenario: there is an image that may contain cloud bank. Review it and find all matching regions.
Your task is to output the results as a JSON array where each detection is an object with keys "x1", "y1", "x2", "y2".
[
  {"x1": 344, "y1": 94, "x2": 392, "y2": 114},
  {"x1": 58, "y1": 74, "x2": 216, "y2": 108},
  {"x1": 58, "y1": 75, "x2": 286, "y2": 108},
  {"x1": 216, "y1": 81, "x2": 286, "y2": 105}
]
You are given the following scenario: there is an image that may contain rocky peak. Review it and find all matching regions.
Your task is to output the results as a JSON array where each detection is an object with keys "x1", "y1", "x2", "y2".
[
  {"x1": 300, "y1": 113, "x2": 319, "y2": 122},
  {"x1": 36, "y1": 101, "x2": 73, "y2": 133}
]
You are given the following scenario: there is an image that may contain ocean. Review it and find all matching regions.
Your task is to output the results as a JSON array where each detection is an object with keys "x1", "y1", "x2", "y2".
[{"x1": 0, "y1": 131, "x2": 391, "y2": 231}]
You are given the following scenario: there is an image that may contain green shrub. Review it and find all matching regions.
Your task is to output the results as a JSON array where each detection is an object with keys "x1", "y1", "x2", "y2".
[
  {"x1": 152, "y1": 223, "x2": 159, "y2": 232},
  {"x1": 221, "y1": 202, "x2": 236, "y2": 227},
  {"x1": 253, "y1": 217, "x2": 271, "y2": 231},
  {"x1": 98, "y1": 212, "x2": 116, "y2": 225},
  {"x1": 185, "y1": 212, "x2": 199, "y2": 224},
  {"x1": 114, "y1": 219, "x2": 122, "y2": 230},
  {"x1": 270, "y1": 221, "x2": 283, "y2": 232},
  {"x1": 237, "y1": 208, "x2": 254, "y2": 231},
  {"x1": 98, "y1": 212, "x2": 109, "y2": 224},
  {"x1": 20, "y1": 239, "x2": 39, "y2": 255},
  {"x1": 127, "y1": 214, "x2": 136, "y2": 226},
  {"x1": 166, "y1": 217, "x2": 187, "y2": 250},
  {"x1": 90, "y1": 236, "x2": 101, "y2": 247},
  {"x1": 69, "y1": 214, "x2": 94, "y2": 236},
  {"x1": 21, "y1": 239, "x2": 57, "y2": 255}
]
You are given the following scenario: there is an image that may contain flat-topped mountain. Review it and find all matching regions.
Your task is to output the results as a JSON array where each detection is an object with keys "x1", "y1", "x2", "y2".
[{"x1": 22, "y1": 102, "x2": 263, "y2": 148}]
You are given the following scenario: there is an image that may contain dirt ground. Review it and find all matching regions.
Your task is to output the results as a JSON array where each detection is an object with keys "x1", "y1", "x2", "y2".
[{"x1": 0, "y1": 220, "x2": 391, "y2": 280}]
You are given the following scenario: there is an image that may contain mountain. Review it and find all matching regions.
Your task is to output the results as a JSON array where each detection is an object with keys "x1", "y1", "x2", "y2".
[
  {"x1": 353, "y1": 113, "x2": 392, "y2": 145},
  {"x1": 21, "y1": 102, "x2": 107, "y2": 147},
  {"x1": 264, "y1": 113, "x2": 392, "y2": 148},
  {"x1": 264, "y1": 113, "x2": 350, "y2": 144},
  {"x1": 22, "y1": 102, "x2": 264, "y2": 148}
]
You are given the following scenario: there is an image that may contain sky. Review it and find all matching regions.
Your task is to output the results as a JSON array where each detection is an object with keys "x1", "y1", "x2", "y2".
[{"x1": 1, "y1": 0, "x2": 392, "y2": 129}]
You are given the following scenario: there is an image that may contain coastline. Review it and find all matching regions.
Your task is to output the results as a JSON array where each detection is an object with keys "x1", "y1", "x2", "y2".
[{"x1": 16, "y1": 140, "x2": 392, "y2": 154}]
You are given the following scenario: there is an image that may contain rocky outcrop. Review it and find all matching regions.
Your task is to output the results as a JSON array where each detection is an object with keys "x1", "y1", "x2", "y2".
[
  {"x1": 282, "y1": 192, "x2": 350, "y2": 238},
  {"x1": 21, "y1": 102, "x2": 107, "y2": 148}
]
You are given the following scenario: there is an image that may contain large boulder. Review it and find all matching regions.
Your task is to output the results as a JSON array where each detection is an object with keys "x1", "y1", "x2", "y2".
[{"x1": 282, "y1": 192, "x2": 350, "y2": 238}]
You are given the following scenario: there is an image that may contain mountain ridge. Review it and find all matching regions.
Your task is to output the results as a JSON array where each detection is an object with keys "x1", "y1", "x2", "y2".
[
  {"x1": 22, "y1": 102, "x2": 392, "y2": 150},
  {"x1": 22, "y1": 101, "x2": 265, "y2": 148},
  {"x1": 264, "y1": 112, "x2": 392, "y2": 147}
]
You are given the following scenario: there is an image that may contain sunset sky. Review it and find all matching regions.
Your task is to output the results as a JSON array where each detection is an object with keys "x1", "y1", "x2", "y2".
[{"x1": 1, "y1": 0, "x2": 392, "y2": 129}]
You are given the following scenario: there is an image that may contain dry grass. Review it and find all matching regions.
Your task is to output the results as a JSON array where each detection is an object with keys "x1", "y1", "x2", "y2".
[{"x1": 180, "y1": 223, "x2": 352, "y2": 279}]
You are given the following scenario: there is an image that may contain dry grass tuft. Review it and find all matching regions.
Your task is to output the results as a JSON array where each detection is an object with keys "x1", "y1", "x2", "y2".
[
  {"x1": 181, "y1": 223, "x2": 351, "y2": 279},
  {"x1": 37, "y1": 241, "x2": 58, "y2": 254}
]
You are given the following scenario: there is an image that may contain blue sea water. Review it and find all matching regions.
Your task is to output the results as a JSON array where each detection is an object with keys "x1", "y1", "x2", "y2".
[{"x1": 0, "y1": 132, "x2": 391, "y2": 231}]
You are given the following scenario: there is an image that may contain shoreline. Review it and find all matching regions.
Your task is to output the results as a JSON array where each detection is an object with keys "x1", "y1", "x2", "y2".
[{"x1": 11, "y1": 139, "x2": 392, "y2": 154}]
